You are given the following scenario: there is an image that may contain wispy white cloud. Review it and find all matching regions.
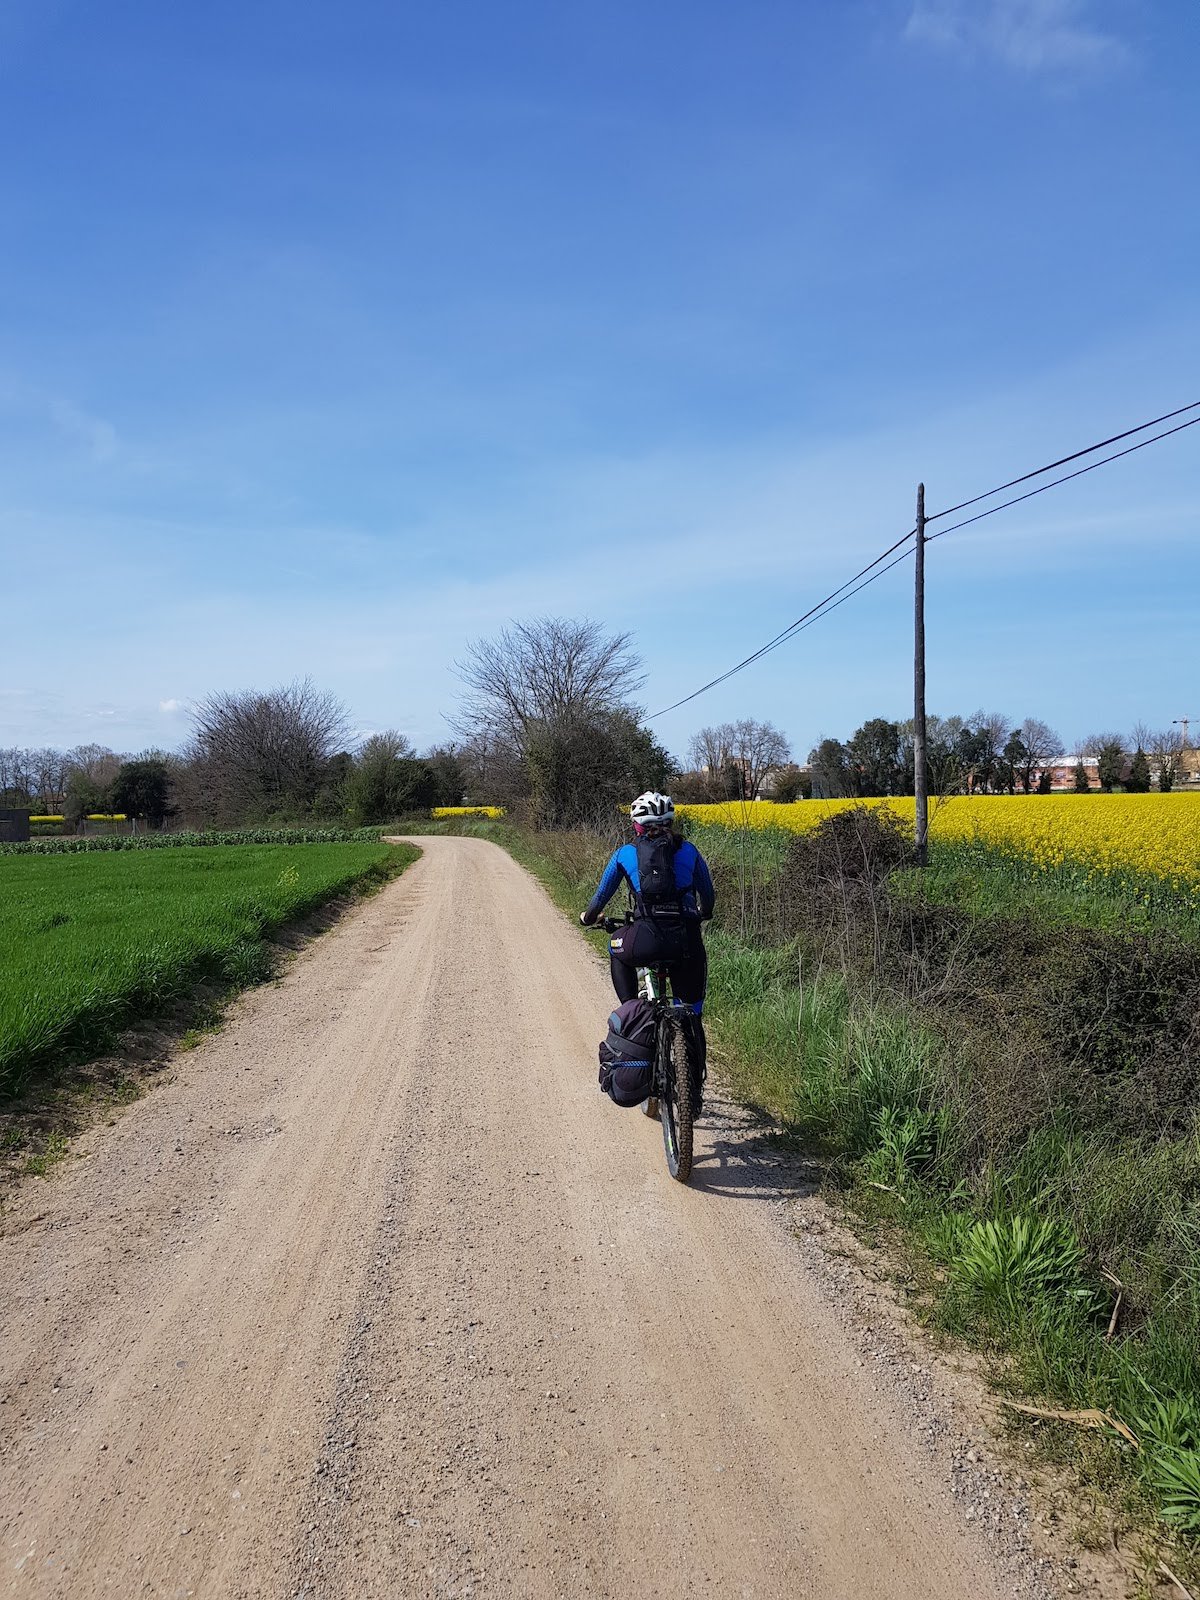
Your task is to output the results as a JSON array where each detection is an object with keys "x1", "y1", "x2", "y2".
[
  {"x1": 0, "y1": 376, "x2": 120, "y2": 464},
  {"x1": 905, "y1": 0, "x2": 1128, "y2": 75},
  {"x1": 45, "y1": 397, "x2": 119, "y2": 463},
  {"x1": 158, "y1": 698, "x2": 182, "y2": 713}
]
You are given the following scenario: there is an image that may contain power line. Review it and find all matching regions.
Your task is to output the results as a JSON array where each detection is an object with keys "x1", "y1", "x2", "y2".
[
  {"x1": 650, "y1": 399, "x2": 1199, "y2": 722},
  {"x1": 648, "y1": 527, "x2": 915, "y2": 718},
  {"x1": 755, "y1": 545, "x2": 915, "y2": 652},
  {"x1": 926, "y1": 413, "x2": 1200, "y2": 544},
  {"x1": 925, "y1": 399, "x2": 1200, "y2": 525}
]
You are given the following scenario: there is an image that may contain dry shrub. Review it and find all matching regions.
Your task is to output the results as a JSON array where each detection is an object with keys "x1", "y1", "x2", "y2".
[{"x1": 751, "y1": 810, "x2": 1200, "y2": 1161}]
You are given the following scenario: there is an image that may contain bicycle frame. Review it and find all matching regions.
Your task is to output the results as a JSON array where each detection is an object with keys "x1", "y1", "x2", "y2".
[{"x1": 598, "y1": 910, "x2": 696, "y2": 1181}]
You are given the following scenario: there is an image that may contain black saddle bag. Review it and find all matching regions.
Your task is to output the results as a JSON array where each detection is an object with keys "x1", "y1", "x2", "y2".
[{"x1": 598, "y1": 998, "x2": 656, "y2": 1107}]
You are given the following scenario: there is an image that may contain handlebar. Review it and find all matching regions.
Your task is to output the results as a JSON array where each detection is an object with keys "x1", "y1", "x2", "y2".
[{"x1": 584, "y1": 911, "x2": 712, "y2": 933}]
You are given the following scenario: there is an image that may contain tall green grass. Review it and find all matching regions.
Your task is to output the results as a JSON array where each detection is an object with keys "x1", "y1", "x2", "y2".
[
  {"x1": 0, "y1": 841, "x2": 416, "y2": 1090},
  {"x1": 907, "y1": 837, "x2": 1200, "y2": 941}
]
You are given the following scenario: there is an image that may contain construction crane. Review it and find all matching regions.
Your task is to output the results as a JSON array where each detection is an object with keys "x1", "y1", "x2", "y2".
[{"x1": 1173, "y1": 717, "x2": 1191, "y2": 747}]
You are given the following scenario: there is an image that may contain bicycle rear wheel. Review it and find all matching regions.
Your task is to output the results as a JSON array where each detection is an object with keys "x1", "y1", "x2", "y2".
[{"x1": 657, "y1": 1014, "x2": 693, "y2": 1183}]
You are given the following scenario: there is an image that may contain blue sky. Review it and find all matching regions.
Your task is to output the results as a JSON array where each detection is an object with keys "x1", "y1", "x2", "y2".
[{"x1": 2, "y1": 0, "x2": 1196, "y2": 763}]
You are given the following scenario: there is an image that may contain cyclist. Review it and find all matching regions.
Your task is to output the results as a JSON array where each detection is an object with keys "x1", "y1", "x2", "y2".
[{"x1": 580, "y1": 793, "x2": 715, "y2": 1104}]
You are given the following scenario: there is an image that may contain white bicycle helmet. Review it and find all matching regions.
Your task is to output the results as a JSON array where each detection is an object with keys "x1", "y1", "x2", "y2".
[{"x1": 630, "y1": 790, "x2": 675, "y2": 828}]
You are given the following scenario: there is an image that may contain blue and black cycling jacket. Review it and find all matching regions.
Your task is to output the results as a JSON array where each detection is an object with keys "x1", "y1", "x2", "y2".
[{"x1": 584, "y1": 839, "x2": 716, "y2": 923}]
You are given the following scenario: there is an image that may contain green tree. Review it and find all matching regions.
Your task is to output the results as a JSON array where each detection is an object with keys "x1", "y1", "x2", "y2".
[
  {"x1": 1000, "y1": 732, "x2": 1027, "y2": 795},
  {"x1": 846, "y1": 718, "x2": 903, "y2": 797},
  {"x1": 808, "y1": 738, "x2": 852, "y2": 798},
  {"x1": 525, "y1": 708, "x2": 675, "y2": 829},
  {"x1": 424, "y1": 746, "x2": 466, "y2": 807},
  {"x1": 1126, "y1": 747, "x2": 1152, "y2": 793},
  {"x1": 769, "y1": 763, "x2": 812, "y2": 803},
  {"x1": 63, "y1": 769, "x2": 108, "y2": 828},
  {"x1": 1073, "y1": 761, "x2": 1091, "y2": 792},
  {"x1": 954, "y1": 716, "x2": 1009, "y2": 793},
  {"x1": 343, "y1": 732, "x2": 436, "y2": 824},
  {"x1": 110, "y1": 760, "x2": 173, "y2": 828},
  {"x1": 314, "y1": 751, "x2": 354, "y2": 817},
  {"x1": 1096, "y1": 741, "x2": 1125, "y2": 793},
  {"x1": 1037, "y1": 767, "x2": 1053, "y2": 794}
]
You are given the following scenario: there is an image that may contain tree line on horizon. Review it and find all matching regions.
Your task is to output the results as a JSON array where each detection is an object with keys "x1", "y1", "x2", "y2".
[
  {"x1": 806, "y1": 714, "x2": 1191, "y2": 799},
  {"x1": 1, "y1": 618, "x2": 1191, "y2": 828},
  {"x1": 0, "y1": 621, "x2": 673, "y2": 830},
  {"x1": 0, "y1": 685, "x2": 464, "y2": 831}
]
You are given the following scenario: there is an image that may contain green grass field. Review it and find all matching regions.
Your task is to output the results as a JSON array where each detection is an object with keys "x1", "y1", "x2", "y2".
[{"x1": 0, "y1": 841, "x2": 416, "y2": 1091}]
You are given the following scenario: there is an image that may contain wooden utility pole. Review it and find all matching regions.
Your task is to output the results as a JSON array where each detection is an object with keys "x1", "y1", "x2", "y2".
[{"x1": 913, "y1": 483, "x2": 929, "y2": 866}]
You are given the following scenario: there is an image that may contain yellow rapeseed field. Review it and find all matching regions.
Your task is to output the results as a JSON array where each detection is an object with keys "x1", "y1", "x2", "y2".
[
  {"x1": 677, "y1": 794, "x2": 1200, "y2": 887},
  {"x1": 431, "y1": 806, "x2": 506, "y2": 819},
  {"x1": 28, "y1": 814, "x2": 127, "y2": 823}
]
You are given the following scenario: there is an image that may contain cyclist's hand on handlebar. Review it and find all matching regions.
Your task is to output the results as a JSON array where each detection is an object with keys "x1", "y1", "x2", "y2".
[{"x1": 579, "y1": 910, "x2": 595, "y2": 927}]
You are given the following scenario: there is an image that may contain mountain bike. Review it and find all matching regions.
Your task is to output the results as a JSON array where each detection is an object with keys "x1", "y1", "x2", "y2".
[{"x1": 600, "y1": 913, "x2": 699, "y2": 1183}]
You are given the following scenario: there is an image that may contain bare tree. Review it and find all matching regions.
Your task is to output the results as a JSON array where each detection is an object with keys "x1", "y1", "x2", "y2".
[
  {"x1": 66, "y1": 744, "x2": 122, "y2": 788},
  {"x1": 687, "y1": 723, "x2": 735, "y2": 781},
  {"x1": 451, "y1": 618, "x2": 670, "y2": 825},
  {"x1": 687, "y1": 719, "x2": 790, "y2": 799},
  {"x1": 1137, "y1": 725, "x2": 1185, "y2": 791},
  {"x1": 359, "y1": 730, "x2": 415, "y2": 763},
  {"x1": 899, "y1": 713, "x2": 967, "y2": 795},
  {"x1": 0, "y1": 748, "x2": 34, "y2": 804},
  {"x1": 730, "y1": 718, "x2": 790, "y2": 799},
  {"x1": 452, "y1": 618, "x2": 643, "y2": 748},
  {"x1": 1016, "y1": 718, "x2": 1062, "y2": 792},
  {"x1": 188, "y1": 679, "x2": 350, "y2": 823},
  {"x1": 28, "y1": 748, "x2": 69, "y2": 812},
  {"x1": 1080, "y1": 730, "x2": 1127, "y2": 757},
  {"x1": 954, "y1": 712, "x2": 1010, "y2": 793}
]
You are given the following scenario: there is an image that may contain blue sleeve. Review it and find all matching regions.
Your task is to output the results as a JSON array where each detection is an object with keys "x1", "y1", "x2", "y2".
[
  {"x1": 585, "y1": 849, "x2": 627, "y2": 920},
  {"x1": 694, "y1": 851, "x2": 716, "y2": 919}
]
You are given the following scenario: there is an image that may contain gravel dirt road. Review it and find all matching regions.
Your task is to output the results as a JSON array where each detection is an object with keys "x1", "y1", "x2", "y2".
[{"x1": 0, "y1": 837, "x2": 1054, "y2": 1598}]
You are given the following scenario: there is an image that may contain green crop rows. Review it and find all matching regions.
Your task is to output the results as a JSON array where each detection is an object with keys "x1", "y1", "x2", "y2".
[
  {"x1": 0, "y1": 825, "x2": 387, "y2": 857},
  {"x1": 0, "y1": 841, "x2": 415, "y2": 1091}
]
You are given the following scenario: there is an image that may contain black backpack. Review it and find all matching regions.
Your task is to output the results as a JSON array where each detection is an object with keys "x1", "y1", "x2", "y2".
[
  {"x1": 636, "y1": 832, "x2": 682, "y2": 918},
  {"x1": 598, "y1": 999, "x2": 656, "y2": 1107}
]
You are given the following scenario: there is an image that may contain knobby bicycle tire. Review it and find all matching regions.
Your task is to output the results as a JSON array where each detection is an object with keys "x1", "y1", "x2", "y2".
[{"x1": 658, "y1": 1013, "x2": 694, "y2": 1183}]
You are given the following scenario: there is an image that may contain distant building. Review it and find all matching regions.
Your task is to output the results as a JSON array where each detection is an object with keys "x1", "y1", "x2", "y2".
[
  {"x1": 1043, "y1": 757, "x2": 1103, "y2": 791},
  {"x1": 1042, "y1": 751, "x2": 1200, "y2": 791},
  {"x1": 0, "y1": 808, "x2": 30, "y2": 842},
  {"x1": 758, "y1": 764, "x2": 812, "y2": 799}
]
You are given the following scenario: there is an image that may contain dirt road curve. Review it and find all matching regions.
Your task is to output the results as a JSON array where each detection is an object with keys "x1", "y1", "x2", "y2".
[{"x1": 1, "y1": 837, "x2": 1035, "y2": 1599}]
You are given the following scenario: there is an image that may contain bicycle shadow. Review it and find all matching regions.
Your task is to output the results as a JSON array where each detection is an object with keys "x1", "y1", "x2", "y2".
[{"x1": 687, "y1": 1094, "x2": 823, "y2": 1202}]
